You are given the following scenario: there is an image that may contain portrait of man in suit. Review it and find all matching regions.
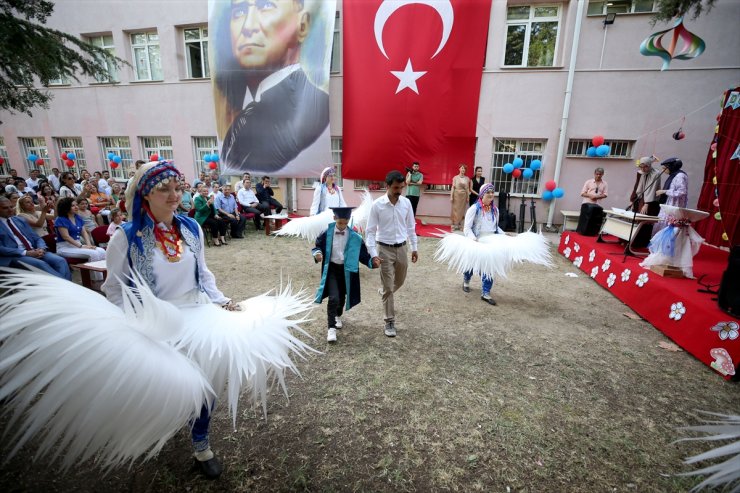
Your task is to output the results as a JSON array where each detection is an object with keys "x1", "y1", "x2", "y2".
[{"x1": 212, "y1": 0, "x2": 333, "y2": 175}]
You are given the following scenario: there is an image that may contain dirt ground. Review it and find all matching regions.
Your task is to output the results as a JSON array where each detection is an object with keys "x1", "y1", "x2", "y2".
[{"x1": 1, "y1": 229, "x2": 738, "y2": 492}]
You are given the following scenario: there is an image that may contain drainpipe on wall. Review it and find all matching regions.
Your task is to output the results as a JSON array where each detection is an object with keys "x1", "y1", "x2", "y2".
[{"x1": 546, "y1": 0, "x2": 586, "y2": 229}]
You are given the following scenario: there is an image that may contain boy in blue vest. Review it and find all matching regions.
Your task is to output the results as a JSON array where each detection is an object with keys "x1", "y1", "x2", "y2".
[{"x1": 312, "y1": 207, "x2": 380, "y2": 343}]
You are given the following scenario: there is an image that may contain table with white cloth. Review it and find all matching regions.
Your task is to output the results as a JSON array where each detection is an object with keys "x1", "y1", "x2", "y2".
[{"x1": 597, "y1": 208, "x2": 660, "y2": 257}]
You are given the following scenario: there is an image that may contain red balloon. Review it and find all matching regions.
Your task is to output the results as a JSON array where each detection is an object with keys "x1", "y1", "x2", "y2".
[
  {"x1": 110, "y1": 161, "x2": 119, "y2": 169},
  {"x1": 208, "y1": 162, "x2": 217, "y2": 170},
  {"x1": 545, "y1": 180, "x2": 557, "y2": 191},
  {"x1": 61, "y1": 152, "x2": 68, "y2": 160},
  {"x1": 512, "y1": 168, "x2": 522, "y2": 178},
  {"x1": 65, "y1": 159, "x2": 75, "y2": 168},
  {"x1": 592, "y1": 135, "x2": 605, "y2": 147},
  {"x1": 150, "y1": 154, "x2": 159, "y2": 162},
  {"x1": 35, "y1": 158, "x2": 45, "y2": 166}
]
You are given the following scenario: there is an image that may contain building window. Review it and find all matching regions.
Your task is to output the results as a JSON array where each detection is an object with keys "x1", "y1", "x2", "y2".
[
  {"x1": 491, "y1": 139, "x2": 545, "y2": 196},
  {"x1": 566, "y1": 139, "x2": 634, "y2": 158},
  {"x1": 19, "y1": 137, "x2": 49, "y2": 173},
  {"x1": 184, "y1": 27, "x2": 209, "y2": 78},
  {"x1": 131, "y1": 32, "x2": 163, "y2": 81},
  {"x1": 303, "y1": 138, "x2": 343, "y2": 188},
  {"x1": 141, "y1": 136, "x2": 174, "y2": 162},
  {"x1": 88, "y1": 34, "x2": 118, "y2": 82},
  {"x1": 193, "y1": 137, "x2": 218, "y2": 175},
  {"x1": 55, "y1": 137, "x2": 88, "y2": 171},
  {"x1": 0, "y1": 138, "x2": 10, "y2": 176},
  {"x1": 100, "y1": 137, "x2": 133, "y2": 179},
  {"x1": 587, "y1": 0, "x2": 655, "y2": 15},
  {"x1": 504, "y1": 5, "x2": 560, "y2": 67},
  {"x1": 330, "y1": 12, "x2": 341, "y2": 74},
  {"x1": 46, "y1": 76, "x2": 70, "y2": 86}
]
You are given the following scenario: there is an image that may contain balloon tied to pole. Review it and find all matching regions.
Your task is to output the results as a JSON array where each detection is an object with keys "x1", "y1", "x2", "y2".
[
  {"x1": 586, "y1": 135, "x2": 611, "y2": 158},
  {"x1": 501, "y1": 156, "x2": 557, "y2": 200}
]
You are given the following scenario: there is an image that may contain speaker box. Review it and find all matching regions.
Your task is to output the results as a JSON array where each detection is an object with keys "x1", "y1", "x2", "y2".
[
  {"x1": 718, "y1": 245, "x2": 740, "y2": 317},
  {"x1": 576, "y1": 203, "x2": 604, "y2": 236}
]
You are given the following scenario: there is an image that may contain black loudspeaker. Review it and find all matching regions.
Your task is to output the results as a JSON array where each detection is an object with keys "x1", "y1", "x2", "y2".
[
  {"x1": 718, "y1": 245, "x2": 740, "y2": 317},
  {"x1": 576, "y1": 203, "x2": 604, "y2": 236},
  {"x1": 497, "y1": 191, "x2": 517, "y2": 232}
]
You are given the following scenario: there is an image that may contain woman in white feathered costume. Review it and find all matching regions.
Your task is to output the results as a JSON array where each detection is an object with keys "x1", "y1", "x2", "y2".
[
  {"x1": 461, "y1": 183, "x2": 503, "y2": 305},
  {"x1": 309, "y1": 166, "x2": 346, "y2": 216},
  {"x1": 0, "y1": 161, "x2": 313, "y2": 479}
]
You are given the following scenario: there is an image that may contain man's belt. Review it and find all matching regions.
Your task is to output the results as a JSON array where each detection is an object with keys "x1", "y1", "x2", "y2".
[{"x1": 378, "y1": 241, "x2": 406, "y2": 248}]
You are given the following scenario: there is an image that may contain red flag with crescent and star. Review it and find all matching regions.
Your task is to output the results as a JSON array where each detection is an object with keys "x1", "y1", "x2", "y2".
[{"x1": 342, "y1": 0, "x2": 492, "y2": 184}]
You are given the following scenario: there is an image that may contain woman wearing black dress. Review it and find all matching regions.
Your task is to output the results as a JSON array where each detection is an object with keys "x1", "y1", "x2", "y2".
[{"x1": 469, "y1": 166, "x2": 485, "y2": 206}]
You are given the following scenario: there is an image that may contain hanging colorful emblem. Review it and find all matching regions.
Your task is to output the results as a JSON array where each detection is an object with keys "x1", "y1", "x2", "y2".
[{"x1": 639, "y1": 17, "x2": 705, "y2": 71}]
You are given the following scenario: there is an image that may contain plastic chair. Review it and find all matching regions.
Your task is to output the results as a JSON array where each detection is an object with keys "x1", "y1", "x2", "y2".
[{"x1": 90, "y1": 225, "x2": 109, "y2": 247}]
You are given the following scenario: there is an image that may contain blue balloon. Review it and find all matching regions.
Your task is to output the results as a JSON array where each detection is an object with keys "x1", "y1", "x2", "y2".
[
  {"x1": 502, "y1": 163, "x2": 514, "y2": 174},
  {"x1": 27, "y1": 154, "x2": 38, "y2": 162},
  {"x1": 513, "y1": 157, "x2": 524, "y2": 169},
  {"x1": 107, "y1": 152, "x2": 115, "y2": 160},
  {"x1": 522, "y1": 168, "x2": 533, "y2": 179},
  {"x1": 66, "y1": 152, "x2": 76, "y2": 160},
  {"x1": 596, "y1": 144, "x2": 609, "y2": 157},
  {"x1": 112, "y1": 155, "x2": 122, "y2": 164},
  {"x1": 542, "y1": 190, "x2": 554, "y2": 201},
  {"x1": 530, "y1": 159, "x2": 542, "y2": 170},
  {"x1": 586, "y1": 147, "x2": 597, "y2": 157},
  {"x1": 204, "y1": 154, "x2": 212, "y2": 163},
  {"x1": 553, "y1": 187, "x2": 565, "y2": 199},
  {"x1": 211, "y1": 154, "x2": 219, "y2": 163}
]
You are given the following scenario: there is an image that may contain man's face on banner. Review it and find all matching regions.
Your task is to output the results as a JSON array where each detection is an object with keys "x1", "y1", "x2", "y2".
[{"x1": 230, "y1": 0, "x2": 306, "y2": 71}]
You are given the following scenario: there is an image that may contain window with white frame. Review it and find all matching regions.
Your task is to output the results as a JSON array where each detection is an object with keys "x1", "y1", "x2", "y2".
[
  {"x1": 491, "y1": 139, "x2": 545, "y2": 196},
  {"x1": 303, "y1": 138, "x2": 343, "y2": 188},
  {"x1": 55, "y1": 137, "x2": 88, "y2": 171},
  {"x1": 100, "y1": 137, "x2": 133, "y2": 179},
  {"x1": 131, "y1": 32, "x2": 163, "y2": 81},
  {"x1": 566, "y1": 139, "x2": 634, "y2": 158},
  {"x1": 19, "y1": 137, "x2": 49, "y2": 173},
  {"x1": 141, "y1": 136, "x2": 173, "y2": 162},
  {"x1": 504, "y1": 5, "x2": 560, "y2": 67},
  {"x1": 88, "y1": 34, "x2": 118, "y2": 82},
  {"x1": 330, "y1": 12, "x2": 341, "y2": 74},
  {"x1": 46, "y1": 75, "x2": 70, "y2": 86},
  {"x1": 0, "y1": 138, "x2": 10, "y2": 176},
  {"x1": 184, "y1": 27, "x2": 209, "y2": 78},
  {"x1": 193, "y1": 137, "x2": 218, "y2": 175},
  {"x1": 587, "y1": 0, "x2": 655, "y2": 15}
]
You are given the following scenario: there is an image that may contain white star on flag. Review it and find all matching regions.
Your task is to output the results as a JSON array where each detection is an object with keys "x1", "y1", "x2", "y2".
[{"x1": 391, "y1": 59, "x2": 427, "y2": 95}]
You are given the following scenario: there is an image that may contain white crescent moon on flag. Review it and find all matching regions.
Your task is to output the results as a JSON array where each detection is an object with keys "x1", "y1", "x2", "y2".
[{"x1": 374, "y1": 0, "x2": 454, "y2": 60}]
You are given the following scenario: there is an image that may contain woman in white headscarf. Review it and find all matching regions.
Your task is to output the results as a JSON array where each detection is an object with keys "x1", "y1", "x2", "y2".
[{"x1": 309, "y1": 166, "x2": 346, "y2": 215}]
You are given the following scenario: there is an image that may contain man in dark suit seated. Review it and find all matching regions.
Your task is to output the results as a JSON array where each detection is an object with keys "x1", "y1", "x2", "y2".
[
  {"x1": 0, "y1": 196, "x2": 71, "y2": 280},
  {"x1": 255, "y1": 176, "x2": 283, "y2": 214}
]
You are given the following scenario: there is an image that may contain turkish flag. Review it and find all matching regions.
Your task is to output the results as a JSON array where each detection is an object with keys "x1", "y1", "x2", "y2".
[{"x1": 343, "y1": 0, "x2": 491, "y2": 185}]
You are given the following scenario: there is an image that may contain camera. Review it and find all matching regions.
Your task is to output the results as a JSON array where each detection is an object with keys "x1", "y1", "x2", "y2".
[{"x1": 405, "y1": 167, "x2": 413, "y2": 173}]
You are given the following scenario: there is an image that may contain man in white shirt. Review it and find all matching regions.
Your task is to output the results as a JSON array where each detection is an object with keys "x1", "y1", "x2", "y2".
[
  {"x1": 48, "y1": 167, "x2": 61, "y2": 191},
  {"x1": 98, "y1": 170, "x2": 112, "y2": 195},
  {"x1": 365, "y1": 170, "x2": 419, "y2": 338},
  {"x1": 236, "y1": 178, "x2": 268, "y2": 230},
  {"x1": 25, "y1": 169, "x2": 41, "y2": 191}
]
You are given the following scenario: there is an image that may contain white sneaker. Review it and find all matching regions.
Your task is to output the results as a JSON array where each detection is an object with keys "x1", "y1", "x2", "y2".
[
  {"x1": 327, "y1": 327, "x2": 337, "y2": 343},
  {"x1": 335, "y1": 316, "x2": 343, "y2": 329}
]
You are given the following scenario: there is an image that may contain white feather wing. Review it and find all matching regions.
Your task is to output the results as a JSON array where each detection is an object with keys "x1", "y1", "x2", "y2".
[
  {"x1": 0, "y1": 270, "x2": 212, "y2": 470},
  {"x1": 350, "y1": 189, "x2": 373, "y2": 234},
  {"x1": 176, "y1": 282, "x2": 316, "y2": 425},
  {"x1": 677, "y1": 412, "x2": 740, "y2": 492},
  {"x1": 434, "y1": 231, "x2": 552, "y2": 278},
  {"x1": 273, "y1": 210, "x2": 333, "y2": 242}
]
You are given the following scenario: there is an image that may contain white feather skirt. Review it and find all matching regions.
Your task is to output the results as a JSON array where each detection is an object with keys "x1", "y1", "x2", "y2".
[{"x1": 434, "y1": 231, "x2": 553, "y2": 278}]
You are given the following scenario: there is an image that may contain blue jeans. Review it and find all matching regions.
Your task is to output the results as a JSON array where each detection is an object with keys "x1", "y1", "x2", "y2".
[
  {"x1": 463, "y1": 270, "x2": 493, "y2": 296},
  {"x1": 12, "y1": 252, "x2": 71, "y2": 280},
  {"x1": 191, "y1": 403, "x2": 212, "y2": 452}
]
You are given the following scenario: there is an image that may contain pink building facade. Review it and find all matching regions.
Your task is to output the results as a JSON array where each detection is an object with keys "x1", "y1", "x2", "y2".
[{"x1": 1, "y1": 0, "x2": 738, "y2": 226}]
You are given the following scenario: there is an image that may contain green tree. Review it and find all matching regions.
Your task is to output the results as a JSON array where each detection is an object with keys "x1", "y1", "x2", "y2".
[
  {"x1": 652, "y1": 0, "x2": 716, "y2": 24},
  {"x1": 0, "y1": 0, "x2": 125, "y2": 118}
]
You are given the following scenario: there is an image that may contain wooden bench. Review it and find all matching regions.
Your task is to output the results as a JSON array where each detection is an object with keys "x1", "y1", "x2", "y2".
[
  {"x1": 72, "y1": 259, "x2": 107, "y2": 291},
  {"x1": 560, "y1": 210, "x2": 580, "y2": 232}
]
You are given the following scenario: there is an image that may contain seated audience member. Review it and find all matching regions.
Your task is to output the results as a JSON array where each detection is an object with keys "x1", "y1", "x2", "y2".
[
  {"x1": 109, "y1": 182, "x2": 123, "y2": 208},
  {"x1": 87, "y1": 182, "x2": 112, "y2": 221},
  {"x1": 37, "y1": 183, "x2": 58, "y2": 211},
  {"x1": 78, "y1": 170, "x2": 92, "y2": 185},
  {"x1": 8, "y1": 168, "x2": 25, "y2": 182},
  {"x1": 98, "y1": 170, "x2": 112, "y2": 195},
  {"x1": 234, "y1": 173, "x2": 251, "y2": 193},
  {"x1": 25, "y1": 169, "x2": 42, "y2": 192},
  {"x1": 5, "y1": 191, "x2": 20, "y2": 209},
  {"x1": 179, "y1": 182, "x2": 194, "y2": 212},
  {"x1": 59, "y1": 172, "x2": 83, "y2": 198},
  {"x1": 256, "y1": 176, "x2": 283, "y2": 214},
  {"x1": 76, "y1": 198, "x2": 100, "y2": 233},
  {"x1": 236, "y1": 178, "x2": 268, "y2": 230},
  {"x1": 106, "y1": 208, "x2": 124, "y2": 237},
  {"x1": 14, "y1": 179, "x2": 36, "y2": 203},
  {"x1": 48, "y1": 167, "x2": 61, "y2": 191},
  {"x1": 53, "y1": 197, "x2": 106, "y2": 278},
  {"x1": 215, "y1": 184, "x2": 246, "y2": 239},
  {"x1": 0, "y1": 196, "x2": 70, "y2": 280},
  {"x1": 193, "y1": 183, "x2": 229, "y2": 247},
  {"x1": 16, "y1": 194, "x2": 52, "y2": 236},
  {"x1": 193, "y1": 171, "x2": 207, "y2": 188}
]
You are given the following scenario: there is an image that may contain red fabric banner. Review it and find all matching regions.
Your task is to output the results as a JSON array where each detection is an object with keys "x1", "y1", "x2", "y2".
[
  {"x1": 342, "y1": 0, "x2": 492, "y2": 184},
  {"x1": 695, "y1": 87, "x2": 740, "y2": 247}
]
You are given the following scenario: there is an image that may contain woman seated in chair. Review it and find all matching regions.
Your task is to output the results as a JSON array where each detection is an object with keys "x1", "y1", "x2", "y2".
[
  {"x1": 54, "y1": 197, "x2": 106, "y2": 278},
  {"x1": 16, "y1": 194, "x2": 52, "y2": 237},
  {"x1": 193, "y1": 183, "x2": 228, "y2": 247}
]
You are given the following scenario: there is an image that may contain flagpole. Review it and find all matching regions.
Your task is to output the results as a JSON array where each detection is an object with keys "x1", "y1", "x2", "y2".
[{"x1": 546, "y1": 0, "x2": 586, "y2": 230}]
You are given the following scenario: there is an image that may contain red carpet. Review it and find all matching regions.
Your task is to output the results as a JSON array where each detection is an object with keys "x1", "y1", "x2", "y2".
[{"x1": 558, "y1": 232, "x2": 739, "y2": 380}]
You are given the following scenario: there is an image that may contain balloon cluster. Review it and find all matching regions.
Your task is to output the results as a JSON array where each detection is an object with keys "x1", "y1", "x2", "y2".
[
  {"x1": 106, "y1": 152, "x2": 123, "y2": 169},
  {"x1": 28, "y1": 153, "x2": 47, "y2": 167},
  {"x1": 586, "y1": 135, "x2": 611, "y2": 157},
  {"x1": 57, "y1": 152, "x2": 77, "y2": 168},
  {"x1": 203, "y1": 153, "x2": 220, "y2": 170},
  {"x1": 541, "y1": 180, "x2": 565, "y2": 201},
  {"x1": 502, "y1": 157, "x2": 542, "y2": 180}
]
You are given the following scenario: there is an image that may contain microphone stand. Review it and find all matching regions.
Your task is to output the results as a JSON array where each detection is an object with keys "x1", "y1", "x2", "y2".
[
  {"x1": 530, "y1": 196, "x2": 537, "y2": 231},
  {"x1": 518, "y1": 180, "x2": 526, "y2": 234},
  {"x1": 622, "y1": 169, "x2": 664, "y2": 263}
]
